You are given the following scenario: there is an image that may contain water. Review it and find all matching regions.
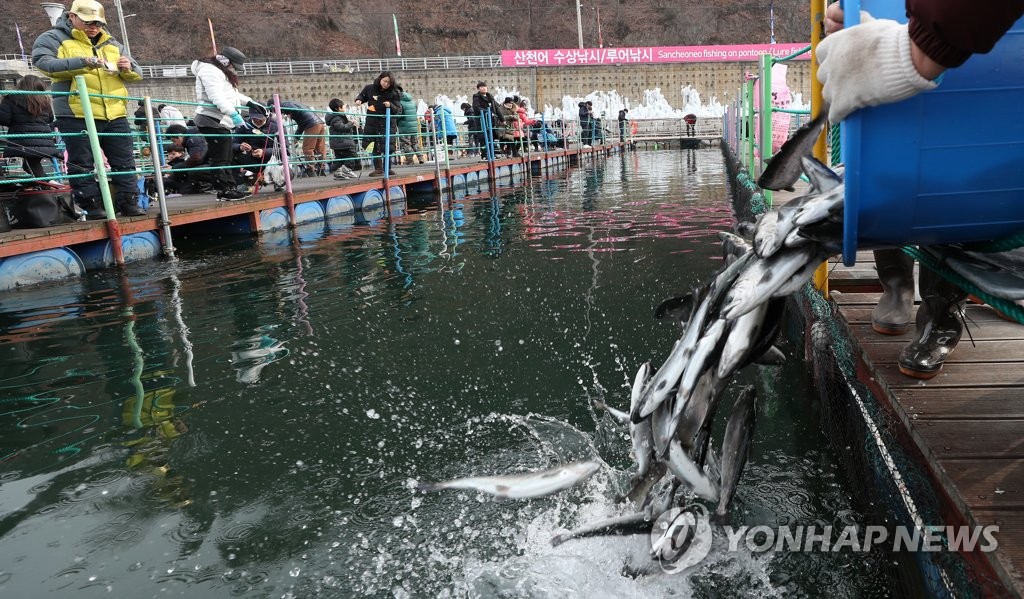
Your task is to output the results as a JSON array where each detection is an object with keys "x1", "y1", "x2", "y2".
[{"x1": 0, "y1": 150, "x2": 889, "y2": 597}]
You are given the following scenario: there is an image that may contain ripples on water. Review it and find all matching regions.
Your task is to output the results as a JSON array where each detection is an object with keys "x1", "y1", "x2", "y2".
[{"x1": 0, "y1": 150, "x2": 886, "y2": 597}]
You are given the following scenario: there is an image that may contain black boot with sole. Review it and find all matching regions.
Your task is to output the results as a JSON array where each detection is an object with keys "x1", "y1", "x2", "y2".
[
  {"x1": 897, "y1": 267, "x2": 968, "y2": 379},
  {"x1": 872, "y1": 248, "x2": 916, "y2": 335}
]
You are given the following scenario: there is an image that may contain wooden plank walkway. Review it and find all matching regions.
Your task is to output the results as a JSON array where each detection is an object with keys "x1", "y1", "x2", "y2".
[
  {"x1": 0, "y1": 144, "x2": 615, "y2": 260},
  {"x1": 770, "y1": 183, "x2": 1024, "y2": 596}
]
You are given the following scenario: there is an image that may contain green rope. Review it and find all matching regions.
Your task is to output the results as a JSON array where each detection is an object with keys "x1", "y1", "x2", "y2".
[
  {"x1": 962, "y1": 232, "x2": 1024, "y2": 253},
  {"x1": 901, "y1": 245, "x2": 1024, "y2": 324}
]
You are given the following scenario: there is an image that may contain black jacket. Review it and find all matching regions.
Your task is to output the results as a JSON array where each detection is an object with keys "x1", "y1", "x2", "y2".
[
  {"x1": 578, "y1": 102, "x2": 592, "y2": 123},
  {"x1": 355, "y1": 75, "x2": 403, "y2": 133},
  {"x1": 472, "y1": 91, "x2": 501, "y2": 126},
  {"x1": 179, "y1": 126, "x2": 208, "y2": 167},
  {"x1": 232, "y1": 117, "x2": 279, "y2": 156},
  {"x1": 0, "y1": 95, "x2": 60, "y2": 158},
  {"x1": 278, "y1": 100, "x2": 325, "y2": 131},
  {"x1": 325, "y1": 111, "x2": 358, "y2": 151}
]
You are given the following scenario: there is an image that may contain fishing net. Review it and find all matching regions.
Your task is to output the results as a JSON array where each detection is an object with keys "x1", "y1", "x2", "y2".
[{"x1": 721, "y1": 141, "x2": 1015, "y2": 598}]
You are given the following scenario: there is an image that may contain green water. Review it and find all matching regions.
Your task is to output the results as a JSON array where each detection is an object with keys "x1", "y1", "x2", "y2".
[{"x1": 0, "y1": 150, "x2": 891, "y2": 597}]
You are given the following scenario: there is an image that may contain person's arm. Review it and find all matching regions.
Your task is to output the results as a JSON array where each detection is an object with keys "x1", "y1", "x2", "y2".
[
  {"x1": 196, "y1": 63, "x2": 240, "y2": 118},
  {"x1": 31, "y1": 30, "x2": 94, "y2": 79},
  {"x1": 113, "y1": 40, "x2": 143, "y2": 82},
  {"x1": 907, "y1": 0, "x2": 1024, "y2": 69}
]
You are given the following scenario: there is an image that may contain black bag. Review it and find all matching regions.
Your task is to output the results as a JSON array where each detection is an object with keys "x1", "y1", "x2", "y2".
[{"x1": 3, "y1": 184, "x2": 81, "y2": 229}]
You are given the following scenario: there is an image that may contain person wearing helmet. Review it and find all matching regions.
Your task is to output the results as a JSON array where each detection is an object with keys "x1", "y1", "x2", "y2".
[
  {"x1": 31, "y1": 0, "x2": 145, "y2": 218},
  {"x1": 191, "y1": 45, "x2": 255, "y2": 201}
]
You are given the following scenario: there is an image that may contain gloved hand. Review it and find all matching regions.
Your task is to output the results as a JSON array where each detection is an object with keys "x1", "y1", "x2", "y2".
[
  {"x1": 230, "y1": 112, "x2": 245, "y2": 127},
  {"x1": 816, "y1": 17, "x2": 938, "y2": 122}
]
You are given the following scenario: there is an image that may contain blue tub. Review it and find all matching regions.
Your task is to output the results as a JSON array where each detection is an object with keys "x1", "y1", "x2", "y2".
[
  {"x1": 0, "y1": 248, "x2": 85, "y2": 290},
  {"x1": 388, "y1": 186, "x2": 406, "y2": 200},
  {"x1": 353, "y1": 189, "x2": 384, "y2": 212},
  {"x1": 75, "y1": 231, "x2": 162, "y2": 270},
  {"x1": 842, "y1": 2, "x2": 1024, "y2": 265},
  {"x1": 325, "y1": 195, "x2": 355, "y2": 217},
  {"x1": 464, "y1": 170, "x2": 480, "y2": 193}
]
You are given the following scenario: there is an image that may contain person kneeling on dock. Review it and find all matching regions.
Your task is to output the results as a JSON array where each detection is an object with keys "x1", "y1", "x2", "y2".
[
  {"x1": 162, "y1": 124, "x2": 210, "y2": 194},
  {"x1": 232, "y1": 104, "x2": 278, "y2": 187}
]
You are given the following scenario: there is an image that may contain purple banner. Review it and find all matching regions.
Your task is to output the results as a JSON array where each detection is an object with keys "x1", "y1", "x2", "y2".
[{"x1": 501, "y1": 44, "x2": 809, "y2": 67}]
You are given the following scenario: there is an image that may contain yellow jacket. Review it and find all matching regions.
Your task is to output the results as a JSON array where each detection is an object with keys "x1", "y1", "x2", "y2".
[{"x1": 31, "y1": 14, "x2": 142, "y2": 121}]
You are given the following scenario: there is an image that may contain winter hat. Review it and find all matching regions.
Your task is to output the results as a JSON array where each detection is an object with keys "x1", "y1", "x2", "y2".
[{"x1": 218, "y1": 46, "x2": 246, "y2": 70}]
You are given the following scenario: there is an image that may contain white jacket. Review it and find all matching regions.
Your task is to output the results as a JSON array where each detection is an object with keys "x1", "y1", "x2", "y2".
[
  {"x1": 159, "y1": 105, "x2": 187, "y2": 128},
  {"x1": 191, "y1": 60, "x2": 252, "y2": 130}
]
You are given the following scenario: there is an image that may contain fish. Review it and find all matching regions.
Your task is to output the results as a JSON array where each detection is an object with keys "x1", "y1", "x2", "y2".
[
  {"x1": 716, "y1": 386, "x2": 758, "y2": 518},
  {"x1": 720, "y1": 245, "x2": 822, "y2": 320},
  {"x1": 670, "y1": 318, "x2": 727, "y2": 423},
  {"x1": 629, "y1": 362, "x2": 654, "y2": 477},
  {"x1": 927, "y1": 246, "x2": 1024, "y2": 301},
  {"x1": 653, "y1": 293, "x2": 696, "y2": 326},
  {"x1": 770, "y1": 249, "x2": 830, "y2": 298},
  {"x1": 417, "y1": 460, "x2": 601, "y2": 500},
  {"x1": 756, "y1": 112, "x2": 827, "y2": 192},
  {"x1": 642, "y1": 476, "x2": 680, "y2": 520},
  {"x1": 650, "y1": 395, "x2": 675, "y2": 458},
  {"x1": 673, "y1": 369, "x2": 727, "y2": 450},
  {"x1": 667, "y1": 440, "x2": 720, "y2": 502},
  {"x1": 719, "y1": 231, "x2": 753, "y2": 262},
  {"x1": 793, "y1": 187, "x2": 844, "y2": 227},
  {"x1": 800, "y1": 155, "x2": 843, "y2": 193},
  {"x1": 550, "y1": 512, "x2": 655, "y2": 547},
  {"x1": 623, "y1": 461, "x2": 668, "y2": 506},
  {"x1": 593, "y1": 399, "x2": 630, "y2": 425},
  {"x1": 716, "y1": 301, "x2": 769, "y2": 379}
]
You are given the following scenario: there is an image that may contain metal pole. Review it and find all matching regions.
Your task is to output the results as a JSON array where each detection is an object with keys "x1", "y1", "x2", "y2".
[
  {"x1": 430, "y1": 116, "x2": 442, "y2": 188},
  {"x1": 142, "y1": 96, "x2": 175, "y2": 259},
  {"x1": 759, "y1": 53, "x2": 773, "y2": 206},
  {"x1": 596, "y1": 7, "x2": 603, "y2": 48},
  {"x1": 575, "y1": 0, "x2": 584, "y2": 49},
  {"x1": 271, "y1": 94, "x2": 296, "y2": 226},
  {"x1": 113, "y1": 0, "x2": 131, "y2": 57}
]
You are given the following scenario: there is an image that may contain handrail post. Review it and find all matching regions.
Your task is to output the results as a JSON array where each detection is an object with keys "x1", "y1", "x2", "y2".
[
  {"x1": 759, "y1": 53, "x2": 774, "y2": 207},
  {"x1": 271, "y1": 94, "x2": 297, "y2": 226},
  {"x1": 142, "y1": 96, "x2": 175, "y2": 259},
  {"x1": 74, "y1": 75, "x2": 124, "y2": 265},
  {"x1": 383, "y1": 107, "x2": 392, "y2": 204},
  {"x1": 430, "y1": 116, "x2": 443, "y2": 190},
  {"x1": 743, "y1": 78, "x2": 756, "y2": 173}
]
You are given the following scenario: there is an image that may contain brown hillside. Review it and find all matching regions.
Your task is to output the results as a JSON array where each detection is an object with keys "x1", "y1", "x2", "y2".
[{"x1": 5, "y1": 1, "x2": 810, "y2": 64}]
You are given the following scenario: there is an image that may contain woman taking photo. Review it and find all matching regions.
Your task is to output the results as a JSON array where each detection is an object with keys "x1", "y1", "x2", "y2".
[{"x1": 354, "y1": 71, "x2": 403, "y2": 177}]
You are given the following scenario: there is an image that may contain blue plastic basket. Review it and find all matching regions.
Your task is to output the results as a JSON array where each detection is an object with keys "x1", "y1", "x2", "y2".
[{"x1": 841, "y1": 2, "x2": 1024, "y2": 265}]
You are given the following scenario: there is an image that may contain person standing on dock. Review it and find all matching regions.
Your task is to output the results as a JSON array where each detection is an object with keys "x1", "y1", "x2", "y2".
[
  {"x1": 354, "y1": 71, "x2": 403, "y2": 177},
  {"x1": 190, "y1": 45, "x2": 254, "y2": 201},
  {"x1": 277, "y1": 100, "x2": 327, "y2": 177},
  {"x1": 818, "y1": 0, "x2": 1024, "y2": 378},
  {"x1": 31, "y1": 0, "x2": 146, "y2": 217},
  {"x1": 617, "y1": 108, "x2": 628, "y2": 143},
  {"x1": 471, "y1": 82, "x2": 501, "y2": 160},
  {"x1": 578, "y1": 101, "x2": 593, "y2": 148}
]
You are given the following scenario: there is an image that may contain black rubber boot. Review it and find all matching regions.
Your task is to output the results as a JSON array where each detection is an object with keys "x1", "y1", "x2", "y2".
[
  {"x1": 872, "y1": 248, "x2": 916, "y2": 335},
  {"x1": 115, "y1": 192, "x2": 145, "y2": 217},
  {"x1": 897, "y1": 267, "x2": 968, "y2": 379}
]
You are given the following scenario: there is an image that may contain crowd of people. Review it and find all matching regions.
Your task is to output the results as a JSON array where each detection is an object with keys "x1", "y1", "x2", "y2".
[{"x1": 6, "y1": 0, "x2": 614, "y2": 214}]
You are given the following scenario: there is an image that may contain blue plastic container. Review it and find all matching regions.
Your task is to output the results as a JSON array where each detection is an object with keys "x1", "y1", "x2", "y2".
[
  {"x1": 0, "y1": 248, "x2": 85, "y2": 290},
  {"x1": 464, "y1": 170, "x2": 480, "y2": 193},
  {"x1": 352, "y1": 189, "x2": 384, "y2": 212},
  {"x1": 75, "y1": 231, "x2": 162, "y2": 270},
  {"x1": 388, "y1": 185, "x2": 406, "y2": 200},
  {"x1": 294, "y1": 201, "x2": 325, "y2": 225},
  {"x1": 324, "y1": 195, "x2": 355, "y2": 217},
  {"x1": 259, "y1": 207, "x2": 290, "y2": 232},
  {"x1": 842, "y1": 2, "x2": 1024, "y2": 265}
]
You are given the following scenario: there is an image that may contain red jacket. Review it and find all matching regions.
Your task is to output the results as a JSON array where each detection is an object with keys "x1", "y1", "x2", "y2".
[{"x1": 907, "y1": 0, "x2": 1024, "y2": 67}]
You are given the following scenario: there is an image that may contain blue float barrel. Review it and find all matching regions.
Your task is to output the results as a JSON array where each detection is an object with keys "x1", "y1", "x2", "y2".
[{"x1": 0, "y1": 248, "x2": 85, "y2": 290}]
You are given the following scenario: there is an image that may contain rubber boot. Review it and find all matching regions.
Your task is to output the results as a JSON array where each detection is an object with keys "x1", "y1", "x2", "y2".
[
  {"x1": 115, "y1": 192, "x2": 145, "y2": 217},
  {"x1": 897, "y1": 267, "x2": 968, "y2": 379},
  {"x1": 872, "y1": 248, "x2": 915, "y2": 334}
]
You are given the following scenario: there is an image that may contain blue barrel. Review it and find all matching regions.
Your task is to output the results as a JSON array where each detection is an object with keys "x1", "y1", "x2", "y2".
[
  {"x1": 0, "y1": 248, "x2": 85, "y2": 291},
  {"x1": 388, "y1": 186, "x2": 406, "y2": 200},
  {"x1": 352, "y1": 189, "x2": 384, "y2": 211},
  {"x1": 327, "y1": 212, "x2": 355, "y2": 232},
  {"x1": 325, "y1": 195, "x2": 355, "y2": 217},
  {"x1": 259, "y1": 207, "x2": 289, "y2": 232},
  {"x1": 496, "y1": 165, "x2": 511, "y2": 179},
  {"x1": 294, "y1": 201, "x2": 325, "y2": 225},
  {"x1": 75, "y1": 231, "x2": 162, "y2": 270},
  {"x1": 464, "y1": 170, "x2": 480, "y2": 193},
  {"x1": 409, "y1": 180, "x2": 437, "y2": 193},
  {"x1": 296, "y1": 220, "x2": 327, "y2": 243},
  {"x1": 842, "y1": 2, "x2": 1024, "y2": 264}
]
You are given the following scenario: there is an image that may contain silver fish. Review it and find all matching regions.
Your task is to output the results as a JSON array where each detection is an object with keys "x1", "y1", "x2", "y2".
[
  {"x1": 642, "y1": 476, "x2": 680, "y2": 520},
  {"x1": 770, "y1": 249, "x2": 829, "y2": 298},
  {"x1": 716, "y1": 386, "x2": 758, "y2": 518},
  {"x1": 671, "y1": 318, "x2": 726, "y2": 424},
  {"x1": 757, "y1": 112, "x2": 827, "y2": 192},
  {"x1": 673, "y1": 369, "x2": 727, "y2": 450},
  {"x1": 593, "y1": 399, "x2": 630, "y2": 425},
  {"x1": 417, "y1": 460, "x2": 601, "y2": 500},
  {"x1": 550, "y1": 512, "x2": 654, "y2": 547},
  {"x1": 793, "y1": 187, "x2": 844, "y2": 227},
  {"x1": 720, "y1": 245, "x2": 821, "y2": 320},
  {"x1": 716, "y1": 302, "x2": 769, "y2": 379},
  {"x1": 629, "y1": 363, "x2": 654, "y2": 477},
  {"x1": 667, "y1": 440, "x2": 720, "y2": 502},
  {"x1": 719, "y1": 231, "x2": 753, "y2": 262},
  {"x1": 800, "y1": 155, "x2": 843, "y2": 193},
  {"x1": 624, "y1": 461, "x2": 668, "y2": 506},
  {"x1": 651, "y1": 394, "x2": 675, "y2": 458},
  {"x1": 753, "y1": 210, "x2": 782, "y2": 258}
]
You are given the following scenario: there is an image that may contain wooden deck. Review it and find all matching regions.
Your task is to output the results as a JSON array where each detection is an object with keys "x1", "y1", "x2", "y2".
[
  {"x1": 774, "y1": 184, "x2": 1023, "y2": 596},
  {"x1": 0, "y1": 144, "x2": 617, "y2": 260}
]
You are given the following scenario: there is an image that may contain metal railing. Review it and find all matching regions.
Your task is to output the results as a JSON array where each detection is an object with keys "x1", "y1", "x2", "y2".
[{"x1": 629, "y1": 118, "x2": 724, "y2": 140}]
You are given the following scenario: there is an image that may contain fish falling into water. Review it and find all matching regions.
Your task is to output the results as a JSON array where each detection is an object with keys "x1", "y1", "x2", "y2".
[{"x1": 417, "y1": 128, "x2": 849, "y2": 573}]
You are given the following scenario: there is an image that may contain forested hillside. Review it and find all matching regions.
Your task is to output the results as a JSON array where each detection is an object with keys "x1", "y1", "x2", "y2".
[{"x1": 5, "y1": 0, "x2": 810, "y2": 64}]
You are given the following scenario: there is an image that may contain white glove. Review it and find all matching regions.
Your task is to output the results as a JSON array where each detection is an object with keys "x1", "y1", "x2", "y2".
[{"x1": 817, "y1": 18, "x2": 938, "y2": 122}]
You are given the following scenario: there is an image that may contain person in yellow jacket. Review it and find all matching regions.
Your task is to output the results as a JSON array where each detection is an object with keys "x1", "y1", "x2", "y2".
[{"x1": 31, "y1": 0, "x2": 145, "y2": 217}]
